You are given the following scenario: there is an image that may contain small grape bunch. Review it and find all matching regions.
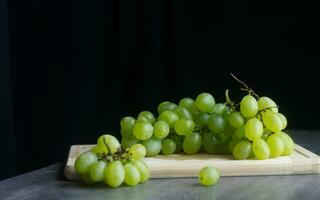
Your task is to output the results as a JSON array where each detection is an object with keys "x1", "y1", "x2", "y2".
[{"x1": 74, "y1": 134, "x2": 149, "y2": 187}]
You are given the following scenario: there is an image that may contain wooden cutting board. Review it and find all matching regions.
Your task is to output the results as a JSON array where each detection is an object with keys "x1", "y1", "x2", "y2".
[{"x1": 64, "y1": 144, "x2": 320, "y2": 180}]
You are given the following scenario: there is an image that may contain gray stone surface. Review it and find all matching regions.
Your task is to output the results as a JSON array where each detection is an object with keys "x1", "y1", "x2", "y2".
[{"x1": 1, "y1": 130, "x2": 320, "y2": 200}]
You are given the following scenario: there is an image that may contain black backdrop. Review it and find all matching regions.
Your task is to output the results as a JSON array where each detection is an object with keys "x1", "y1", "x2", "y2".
[{"x1": 1, "y1": 0, "x2": 319, "y2": 180}]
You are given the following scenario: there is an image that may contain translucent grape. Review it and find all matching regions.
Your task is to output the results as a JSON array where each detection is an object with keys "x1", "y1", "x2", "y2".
[
  {"x1": 137, "y1": 111, "x2": 155, "y2": 124},
  {"x1": 233, "y1": 140, "x2": 252, "y2": 160},
  {"x1": 277, "y1": 113, "x2": 287, "y2": 129},
  {"x1": 258, "y1": 96, "x2": 278, "y2": 113},
  {"x1": 174, "y1": 118, "x2": 195, "y2": 135},
  {"x1": 142, "y1": 138, "x2": 162, "y2": 157},
  {"x1": 175, "y1": 106, "x2": 192, "y2": 119},
  {"x1": 262, "y1": 110, "x2": 283, "y2": 132},
  {"x1": 124, "y1": 163, "x2": 140, "y2": 186},
  {"x1": 240, "y1": 95, "x2": 258, "y2": 118},
  {"x1": 90, "y1": 145, "x2": 108, "y2": 155},
  {"x1": 222, "y1": 108, "x2": 232, "y2": 120},
  {"x1": 104, "y1": 161, "x2": 125, "y2": 187},
  {"x1": 121, "y1": 134, "x2": 138, "y2": 150},
  {"x1": 128, "y1": 144, "x2": 146, "y2": 160},
  {"x1": 195, "y1": 93, "x2": 216, "y2": 113},
  {"x1": 131, "y1": 159, "x2": 150, "y2": 183},
  {"x1": 75, "y1": 152, "x2": 98, "y2": 175},
  {"x1": 195, "y1": 112, "x2": 210, "y2": 126},
  {"x1": 133, "y1": 121, "x2": 153, "y2": 140},
  {"x1": 153, "y1": 120, "x2": 170, "y2": 139},
  {"x1": 275, "y1": 131, "x2": 294, "y2": 156},
  {"x1": 211, "y1": 103, "x2": 226, "y2": 115},
  {"x1": 171, "y1": 135, "x2": 183, "y2": 153},
  {"x1": 234, "y1": 125, "x2": 246, "y2": 139},
  {"x1": 199, "y1": 166, "x2": 220, "y2": 186},
  {"x1": 183, "y1": 132, "x2": 202, "y2": 154},
  {"x1": 229, "y1": 112, "x2": 245, "y2": 128},
  {"x1": 90, "y1": 161, "x2": 107, "y2": 182},
  {"x1": 158, "y1": 101, "x2": 178, "y2": 114},
  {"x1": 97, "y1": 134, "x2": 121, "y2": 154},
  {"x1": 267, "y1": 134, "x2": 284, "y2": 158},
  {"x1": 252, "y1": 138, "x2": 270, "y2": 160},
  {"x1": 158, "y1": 111, "x2": 179, "y2": 128},
  {"x1": 120, "y1": 116, "x2": 136, "y2": 135},
  {"x1": 202, "y1": 132, "x2": 221, "y2": 154},
  {"x1": 208, "y1": 114, "x2": 226, "y2": 134},
  {"x1": 161, "y1": 139, "x2": 176, "y2": 155},
  {"x1": 244, "y1": 118, "x2": 263, "y2": 141},
  {"x1": 228, "y1": 138, "x2": 241, "y2": 152},
  {"x1": 179, "y1": 97, "x2": 198, "y2": 114}
]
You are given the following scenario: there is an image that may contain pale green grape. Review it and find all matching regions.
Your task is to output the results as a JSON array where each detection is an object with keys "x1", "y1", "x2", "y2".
[
  {"x1": 175, "y1": 106, "x2": 192, "y2": 119},
  {"x1": 174, "y1": 118, "x2": 195, "y2": 135},
  {"x1": 234, "y1": 125, "x2": 246, "y2": 139},
  {"x1": 211, "y1": 103, "x2": 226, "y2": 115},
  {"x1": 198, "y1": 166, "x2": 220, "y2": 186},
  {"x1": 195, "y1": 93, "x2": 215, "y2": 113},
  {"x1": 233, "y1": 140, "x2": 252, "y2": 160},
  {"x1": 183, "y1": 132, "x2": 202, "y2": 154},
  {"x1": 228, "y1": 138, "x2": 241, "y2": 152},
  {"x1": 208, "y1": 114, "x2": 226, "y2": 134},
  {"x1": 195, "y1": 112, "x2": 210, "y2": 126},
  {"x1": 131, "y1": 159, "x2": 150, "y2": 183},
  {"x1": 229, "y1": 112, "x2": 245, "y2": 128},
  {"x1": 97, "y1": 134, "x2": 121, "y2": 154},
  {"x1": 277, "y1": 113, "x2": 287, "y2": 129},
  {"x1": 202, "y1": 132, "x2": 221, "y2": 154},
  {"x1": 244, "y1": 118, "x2": 263, "y2": 141},
  {"x1": 142, "y1": 138, "x2": 162, "y2": 157},
  {"x1": 158, "y1": 101, "x2": 178, "y2": 113},
  {"x1": 253, "y1": 139, "x2": 270, "y2": 160},
  {"x1": 120, "y1": 116, "x2": 136, "y2": 135},
  {"x1": 137, "y1": 111, "x2": 155, "y2": 124},
  {"x1": 222, "y1": 108, "x2": 232, "y2": 120},
  {"x1": 121, "y1": 134, "x2": 138, "y2": 150},
  {"x1": 75, "y1": 152, "x2": 98, "y2": 175},
  {"x1": 274, "y1": 131, "x2": 294, "y2": 156},
  {"x1": 90, "y1": 145, "x2": 108, "y2": 155},
  {"x1": 128, "y1": 144, "x2": 146, "y2": 160},
  {"x1": 124, "y1": 163, "x2": 140, "y2": 186},
  {"x1": 258, "y1": 96, "x2": 278, "y2": 113},
  {"x1": 158, "y1": 111, "x2": 179, "y2": 128},
  {"x1": 90, "y1": 161, "x2": 107, "y2": 182},
  {"x1": 267, "y1": 134, "x2": 284, "y2": 158},
  {"x1": 153, "y1": 120, "x2": 170, "y2": 139},
  {"x1": 171, "y1": 135, "x2": 183, "y2": 153},
  {"x1": 262, "y1": 110, "x2": 283, "y2": 132},
  {"x1": 104, "y1": 161, "x2": 125, "y2": 187},
  {"x1": 133, "y1": 121, "x2": 153, "y2": 140},
  {"x1": 161, "y1": 139, "x2": 176, "y2": 155},
  {"x1": 179, "y1": 97, "x2": 198, "y2": 114},
  {"x1": 240, "y1": 95, "x2": 258, "y2": 118}
]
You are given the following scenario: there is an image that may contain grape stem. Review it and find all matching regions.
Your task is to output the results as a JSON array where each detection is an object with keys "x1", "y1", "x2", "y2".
[
  {"x1": 225, "y1": 89, "x2": 238, "y2": 110},
  {"x1": 230, "y1": 73, "x2": 260, "y2": 99}
]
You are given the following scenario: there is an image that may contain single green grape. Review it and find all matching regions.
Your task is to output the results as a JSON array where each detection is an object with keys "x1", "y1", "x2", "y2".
[
  {"x1": 274, "y1": 131, "x2": 294, "y2": 156},
  {"x1": 277, "y1": 113, "x2": 287, "y2": 129},
  {"x1": 234, "y1": 125, "x2": 246, "y2": 139},
  {"x1": 97, "y1": 134, "x2": 121, "y2": 154},
  {"x1": 240, "y1": 95, "x2": 258, "y2": 118},
  {"x1": 120, "y1": 116, "x2": 136, "y2": 135},
  {"x1": 131, "y1": 159, "x2": 150, "y2": 183},
  {"x1": 153, "y1": 120, "x2": 170, "y2": 139},
  {"x1": 90, "y1": 145, "x2": 108, "y2": 155},
  {"x1": 252, "y1": 138, "x2": 270, "y2": 160},
  {"x1": 158, "y1": 101, "x2": 178, "y2": 114},
  {"x1": 133, "y1": 121, "x2": 153, "y2": 140},
  {"x1": 104, "y1": 161, "x2": 125, "y2": 187},
  {"x1": 229, "y1": 112, "x2": 245, "y2": 128},
  {"x1": 137, "y1": 111, "x2": 155, "y2": 124},
  {"x1": 195, "y1": 112, "x2": 210, "y2": 126},
  {"x1": 267, "y1": 134, "x2": 284, "y2": 158},
  {"x1": 211, "y1": 103, "x2": 226, "y2": 115},
  {"x1": 183, "y1": 132, "x2": 202, "y2": 154},
  {"x1": 124, "y1": 163, "x2": 140, "y2": 186},
  {"x1": 158, "y1": 111, "x2": 179, "y2": 128},
  {"x1": 161, "y1": 139, "x2": 176, "y2": 155},
  {"x1": 228, "y1": 138, "x2": 241, "y2": 152},
  {"x1": 198, "y1": 166, "x2": 220, "y2": 186},
  {"x1": 233, "y1": 140, "x2": 252, "y2": 160},
  {"x1": 258, "y1": 96, "x2": 278, "y2": 113},
  {"x1": 202, "y1": 132, "x2": 221, "y2": 154},
  {"x1": 174, "y1": 118, "x2": 195, "y2": 135},
  {"x1": 179, "y1": 97, "x2": 198, "y2": 114},
  {"x1": 244, "y1": 118, "x2": 263, "y2": 141},
  {"x1": 128, "y1": 144, "x2": 147, "y2": 160},
  {"x1": 142, "y1": 138, "x2": 162, "y2": 157},
  {"x1": 195, "y1": 93, "x2": 216, "y2": 113},
  {"x1": 222, "y1": 108, "x2": 232, "y2": 120},
  {"x1": 175, "y1": 106, "x2": 192, "y2": 119},
  {"x1": 208, "y1": 114, "x2": 226, "y2": 134},
  {"x1": 90, "y1": 161, "x2": 107, "y2": 182},
  {"x1": 262, "y1": 110, "x2": 283, "y2": 132},
  {"x1": 171, "y1": 135, "x2": 183, "y2": 153},
  {"x1": 121, "y1": 134, "x2": 138, "y2": 150},
  {"x1": 75, "y1": 151, "x2": 98, "y2": 175}
]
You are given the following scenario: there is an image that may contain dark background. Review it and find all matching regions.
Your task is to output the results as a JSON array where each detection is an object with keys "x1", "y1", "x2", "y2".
[{"x1": 1, "y1": 0, "x2": 319, "y2": 180}]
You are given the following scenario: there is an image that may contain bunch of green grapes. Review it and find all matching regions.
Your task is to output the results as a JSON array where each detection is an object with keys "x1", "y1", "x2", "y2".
[{"x1": 74, "y1": 134, "x2": 149, "y2": 187}]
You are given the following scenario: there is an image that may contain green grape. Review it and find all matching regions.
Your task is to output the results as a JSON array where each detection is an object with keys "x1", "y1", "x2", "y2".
[
  {"x1": 142, "y1": 138, "x2": 162, "y2": 157},
  {"x1": 234, "y1": 125, "x2": 246, "y2": 139},
  {"x1": 174, "y1": 118, "x2": 195, "y2": 135},
  {"x1": 158, "y1": 101, "x2": 178, "y2": 113},
  {"x1": 131, "y1": 160, "x2": 150, "y2": 183},
  {"x1": 198, "y1": 166, "x2": 220, "y2": 186},
  {"x1": 158, "y1": 111, "x2": 179, "y2": 128},
  {"x1": 222, "y1": 108, "x2": 232, "y2": 120},
  {"x1": 171, "y1": 135, "x2": 183, "y2": 153},
  {"x1": 277, "y1": 113, "x2": 287, "y2": 129},
  {"x1": 133, "y1": 121, "x2": 153, "y2": 140},
  {"x1": 75, "y1": 152, "x2": 98, "y2": 175},
  {"x1": 258, "y1": 96, "x2": 278, "y2": 113},
  {"x1": 81, "y1": 172, "x2": 95, "y2": 184},
  {"x1": 120, "y1": 116, "x2": 136, "y2": 135},
  {"x1": 124, "y1": 163, "x2": 140, "y2": 186},
  {"x1": 195, "y1": 112, "x2": 210, "y2": 126},
  {"x1": 179, "y1": 97, "x2": 198, "y2": 114},
  {"x1": 90, "y1": 145, "x2": 107, "y2": 155},
  {"x1": 161, "y1": 139, "x2": 176, "y2": 155},
  {"x1": 104, "y1": 161, "x2": 125, "y2": 187},
  {"x1": 208, "y1": 114, "x2": 226, "y2": 134},
  {"x1": 121, "y1": 135, "x2": 138, "y2": 150},
  {"x1": 262, "y1": 110, "x2": 283, "y2": 132},
  {"x1": 274, "y1": 131, "x2": 294, "y2": 156},
  {"x1": 137, "y1": 111, "x2": 155, "y2": 124},
  {"x1": 233, "y1": 140, "x2": 252, "y2": 160},
  {"x1": 240, "y1": 95, "x2": 258, "y2": 118},
  {"x1": 97, "y1": 134, "x2": 121, "y2": 154},
  {"x1": 244, "y1": 118, "x2": 263, "y2": 141},
  {"x1": 183, "y1": 132, "x2": 202, "y2": 154},
  {"x1": 252, "y1": 139, "x2": 270, "y2": 160},
  {"x1": 90, "y1": 161, "x2": 107, "y2": 182},
  {"x1": 175, "y1": 106, "x2": 192, "y2": 119},
  {"x1": 228, "y1": 138, "x2": 241, "y2": 152},
  {"x1": 153, "y1": 120, "x2": 170, "y2": 139},
  {"x1": 202, "y1": 132, "x2": 221, "y2": 154},
  {"x1": 267, "y1": 134, "x2": 284, "y2": 158},
  {"x1": 211, "y1": 103, "x2": 226, "y2": 115},
  {"x1": 128, "y1": 144, "x2": 146, "y2": 160},
  {"x1": 195, "y1": 93, "x2": 216, "y2": 113},
  {"x1": 229, "y1": 112, "x2": 245, "y2": 128}
]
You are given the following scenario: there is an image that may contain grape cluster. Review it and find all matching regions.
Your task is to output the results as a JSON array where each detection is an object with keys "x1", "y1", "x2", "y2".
[{"x1": 74, "y1": 134, "x2": 149, "y2": 187}]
